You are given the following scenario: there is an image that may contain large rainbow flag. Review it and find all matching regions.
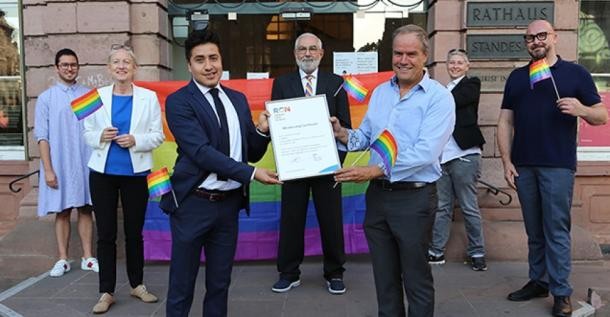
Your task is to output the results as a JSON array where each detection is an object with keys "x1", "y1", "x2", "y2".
[{"x1": 137, "y1": 71, "x2": 394, "y2": 261}]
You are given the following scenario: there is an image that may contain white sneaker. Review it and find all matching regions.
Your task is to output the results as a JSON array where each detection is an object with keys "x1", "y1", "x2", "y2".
[
  {"x1": 81, "y1": 257, "x2": 99, "y2": 272},
  {"x1": 49, "y1": 259, "x2": 70, "y2": 277}
]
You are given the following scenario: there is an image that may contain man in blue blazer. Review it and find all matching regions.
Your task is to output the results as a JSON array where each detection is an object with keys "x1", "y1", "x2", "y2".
[
  {"x1": 160, "y1": 30, "x2": 281, "y2": 317},
  {"x1": 270, "y1": 33, "x2": 351, "y2": 295}
]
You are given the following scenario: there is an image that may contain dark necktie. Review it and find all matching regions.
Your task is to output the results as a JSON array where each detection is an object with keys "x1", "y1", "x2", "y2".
[{"x1": 209, "y1": 88, "x2": 230, "y2": 181}]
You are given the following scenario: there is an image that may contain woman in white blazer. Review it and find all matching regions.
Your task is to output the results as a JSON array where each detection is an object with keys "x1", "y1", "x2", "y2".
[{"x1": 84, "y1": 44, "x2": 164, "y2": 314}]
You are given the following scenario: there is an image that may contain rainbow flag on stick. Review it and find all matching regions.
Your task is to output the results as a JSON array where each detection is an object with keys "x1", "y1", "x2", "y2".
[
  {"x1": 147, "y1": 167, "x2": 172, "y2": 197},
  {"x1": 370, "y1": 129, "x2": 398, "y2": 172},
  {"x1": 71, "y1": 88, "x2": 103, "y2": 120},
  {"x1": 147, "y1": 167, "x2": 179, "y2": 208},
  {"x1": 529, "y1": 58, "x2": 560, "y2": 99},
  {"x1": 332, "y1": 129, "x2": 399, "y2": 189},
  {"x1": 343, "y1": 76, "x2": 369, "y2": 102}
]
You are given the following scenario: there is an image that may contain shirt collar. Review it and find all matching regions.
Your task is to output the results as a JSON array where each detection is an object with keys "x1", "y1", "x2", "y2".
[
  {"x1": 56, "y1": 81, "x2": 79, "y2": 92},
  {"x1": 299, "y1": 68, "x2": 319, "y2": 80},
  {"x1": 192, "y1": 79, "x2": 224, "y2": 96},
  {"x1": 390, "y1": 70, "x2": 432, "y2": 93},
  {"x1": 449, "y1": 75, "x2": 465, "y2": 87}
]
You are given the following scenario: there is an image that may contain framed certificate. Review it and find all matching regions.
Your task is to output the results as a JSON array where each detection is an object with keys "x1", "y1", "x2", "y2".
[{"x1": 265, "y1": 95, "x2": 341, "y2": 181}]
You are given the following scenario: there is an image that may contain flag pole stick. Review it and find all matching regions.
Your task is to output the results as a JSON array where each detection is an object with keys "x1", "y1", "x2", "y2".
[
  {"x1": 348, "y1": 148, "x2": 370, "y2": 167},
  {"x1": 333, "y1": 79, "x2": 345, "y2": 97},
  {"x1": 333, "y1": 147, "x2": 370, "y2": 188},
  {"x1": 550, "y1": 75, "x2": 561, "y2": 100},
  {"x1": 171, "y1": 189, "x2": 179, "y2": 208}
]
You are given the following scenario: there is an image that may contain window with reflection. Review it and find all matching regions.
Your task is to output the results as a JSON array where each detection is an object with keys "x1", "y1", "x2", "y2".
[
  {"x1": 0, "y1": 1, "x2": 24, "y2": 159},
  {"x1": 169, "y1": 1, "x2": 426, "y2": 80},
  {"x1": 577, "y1": 1, "x2": 610, "y2": 160}
]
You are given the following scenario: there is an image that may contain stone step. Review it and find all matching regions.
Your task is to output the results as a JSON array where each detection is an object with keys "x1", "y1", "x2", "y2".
[{"x1": 17, "y1": 188, "x2": 38, "y2": 219}]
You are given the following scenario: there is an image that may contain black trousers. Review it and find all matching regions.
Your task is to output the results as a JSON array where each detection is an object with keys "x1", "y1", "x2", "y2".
[
  {"x1": 365, "y1": 182, "x2": 437, "y2": 317},
  {"x1": 277, "y1": 175, "x2": 345, "y2": 281},
  {"x1": 89, "y1": 171, "x2": 148, "y2": 294}
]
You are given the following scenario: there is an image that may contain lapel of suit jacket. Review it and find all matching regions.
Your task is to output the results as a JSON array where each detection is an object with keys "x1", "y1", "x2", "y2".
[
  {"x1": 98, "y1": 85, "x2": 114, "y2": 127},
  {"x1": 453, "y1": 76, "x2": 468, "y2": 91},
  {"x1": 315, "y1": 71, "x2": 327, "y2": 95},
  {"x1": 187, "y1": 80, "x2": 221, "y2": 130},
  {"x1": 129, "y1": 84, "x2": 145, "y2": 131},
  {"x1": 291, "y1": 71, "x2": 306, "y2": 97}
]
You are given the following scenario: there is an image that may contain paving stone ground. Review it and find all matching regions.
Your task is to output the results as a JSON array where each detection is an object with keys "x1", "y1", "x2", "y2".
[{"x1": 1, "y1": 256, "x2": 609, "y2": 317}]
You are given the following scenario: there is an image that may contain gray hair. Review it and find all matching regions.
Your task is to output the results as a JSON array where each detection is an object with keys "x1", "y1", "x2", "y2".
[
  {"x1": 447, "y1": 49, "x2": 469, "y2": 64},
  {"x1": 294, "y1": 33, "x2": 323, "y2": 50},
  {"x1": 392, "y1": 24, "x2": 429, "y2": 55},
  {"x1": 108, "y1": 44, "x2": 138, "y2": 66}
]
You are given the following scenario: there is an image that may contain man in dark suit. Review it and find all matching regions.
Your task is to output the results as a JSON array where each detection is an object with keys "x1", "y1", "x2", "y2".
[
  {"x1": 428, "y1": 49, "x2": 487, "y2": 271},
  {"x1": 270, "y1": 32, "x2": 351, "y2": 295},
  {"x1": 160, "y1": 30, "x2": 281, "y2": 317}
]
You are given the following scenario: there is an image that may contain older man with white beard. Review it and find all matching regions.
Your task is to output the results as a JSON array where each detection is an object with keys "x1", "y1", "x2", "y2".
[{"x1": 269, "y1": 33, "x2": 352, "y2": 295}]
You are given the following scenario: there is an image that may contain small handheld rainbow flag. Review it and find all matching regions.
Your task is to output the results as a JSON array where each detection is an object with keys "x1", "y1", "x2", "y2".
[
  {"x1": 147, "y1": 167, "x2": 172, "y2": 198},
  {"x1": 529, "y1": 58, "x2": 552, "y2": 89},
  {"x1": 370, "y1": 129, "x2": 398, "y2": 172},
  {"x1": 71, "y1": 88, "x2": 103, "y2": 120},
  {"x1": 343, "y1": 76, "x2": 369, "y2": 102}
]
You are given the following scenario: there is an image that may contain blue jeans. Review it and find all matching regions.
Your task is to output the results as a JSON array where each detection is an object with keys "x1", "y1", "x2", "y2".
[
  {"x1": 515, "y1": 166, "x2": 574, "y2": 296},
  {"x1": 430, "y1": 154, "x2": 485, "y2": 257}
]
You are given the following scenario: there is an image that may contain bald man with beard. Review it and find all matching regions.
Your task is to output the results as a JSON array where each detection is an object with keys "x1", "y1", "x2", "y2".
[{"x1": 499, "y1": 19, "x2": 607, "y2": 317}]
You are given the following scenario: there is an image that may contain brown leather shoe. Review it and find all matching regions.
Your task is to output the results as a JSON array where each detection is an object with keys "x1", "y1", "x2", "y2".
[
  {"x1": 507, "y1": 280, "x2": 549, "y2": 301},
  {"x1": 130, "y1": 284, "x2": 158, "y2": 303},
  {"x1": 552, "y1": 296, "x2": 572, "y2": 317},
  {"x1": 92, "y1": 293, "x2": 114, "y2": 314}
]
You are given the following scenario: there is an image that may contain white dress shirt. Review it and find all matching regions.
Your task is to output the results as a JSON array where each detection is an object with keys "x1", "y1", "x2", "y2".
[
  {"x1": 441, "y1": 76, "x2": 482, "y2": 164},
  {"x1": 193, "y1": 80, "x2": 243, "y2": 190}
]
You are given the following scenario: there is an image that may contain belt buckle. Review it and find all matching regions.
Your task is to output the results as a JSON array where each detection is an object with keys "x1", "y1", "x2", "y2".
[
  {"x1": 208, "y1": 193, "x2": 221, "y2": 202},
  {"x1": 381, "y1": 180, "x2": 392, "y2": 191}
]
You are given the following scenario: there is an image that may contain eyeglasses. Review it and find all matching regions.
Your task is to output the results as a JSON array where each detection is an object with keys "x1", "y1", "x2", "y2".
[
  {"x1": 57, "y1": 63, "x2": 78, "y2": 70},
  {"x1": 448, "y1": 48, "x2": 467, "y2": 54},
  {"x1": 523, "y1": 32, "x2": 552, "y2": 43},
  {"x1": 295, "y1": 46, "x2": 320, "y2": 54},
  {"x1": 110, "y1": 44, "x2": 132, "y2": 51}
]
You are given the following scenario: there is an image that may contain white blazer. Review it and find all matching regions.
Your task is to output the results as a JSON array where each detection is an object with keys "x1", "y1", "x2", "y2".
[{"x1": 84, "y1": 84, "x2": 165, "y2": 174}]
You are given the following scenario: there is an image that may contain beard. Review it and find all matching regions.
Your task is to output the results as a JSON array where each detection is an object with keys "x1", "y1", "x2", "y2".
[
  {"x1": 528, "y1": 45, "x2": 548, "y2": 60},
  {"x1": 296, "y1": 57, "x2": 321, "y2": 73}
]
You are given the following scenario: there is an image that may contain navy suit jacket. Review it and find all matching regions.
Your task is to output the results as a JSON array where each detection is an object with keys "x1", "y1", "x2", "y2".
[
  {"x1": 159, "y1": 80, "x2": 270, "y2": 214},
  {"x1": 271, "y1": 70, "x2": 352, "y2": 162},
  {"x1": 451, "y1": 76, "x2": 485, "y2": 150}
]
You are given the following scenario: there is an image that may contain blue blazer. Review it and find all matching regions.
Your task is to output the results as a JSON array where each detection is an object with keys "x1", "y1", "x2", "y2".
[{"x1": 159, "y1": 80, "x2": 270, "y2": 213}]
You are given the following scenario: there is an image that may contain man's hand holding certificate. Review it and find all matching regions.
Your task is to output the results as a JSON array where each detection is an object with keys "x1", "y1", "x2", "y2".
[{"x1": 265, "y1": 95, "x2": 341, "y2": 181}]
